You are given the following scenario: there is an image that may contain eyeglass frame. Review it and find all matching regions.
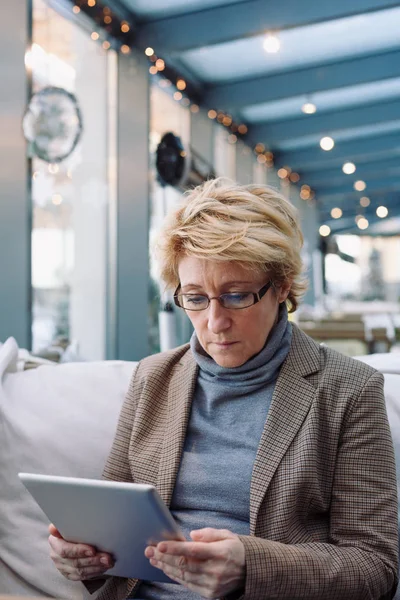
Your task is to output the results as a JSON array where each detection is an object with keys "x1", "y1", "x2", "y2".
[{"x1": 173, "y1": 281, "x2": 273, "y2": 311}]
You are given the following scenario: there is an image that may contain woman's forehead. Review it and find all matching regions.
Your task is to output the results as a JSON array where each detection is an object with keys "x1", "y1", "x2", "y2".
[{"x1": 178, "y1": 256, "x2": 266, "y2": 286}]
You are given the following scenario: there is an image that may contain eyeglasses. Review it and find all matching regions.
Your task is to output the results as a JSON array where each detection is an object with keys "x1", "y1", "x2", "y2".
[{"x1": 173, "y1": 281, "x2": 272, "y2": 311}]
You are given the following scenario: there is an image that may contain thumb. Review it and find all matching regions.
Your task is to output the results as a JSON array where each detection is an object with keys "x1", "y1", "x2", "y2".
[
  {"x1": 48, "y1": 523, "x2": 63, "y2": 539},
  {"x1": 190, "y1": 528, "x2": 236, "y2": 542}
]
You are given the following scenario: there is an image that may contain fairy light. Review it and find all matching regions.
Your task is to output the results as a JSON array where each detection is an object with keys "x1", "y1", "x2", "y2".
[
  {"x1": 145, "y1": 47, "x2": 154, "y2": 56},
  {"x1": 319, "y1": 225, "x2": 331, "y2": 237}
]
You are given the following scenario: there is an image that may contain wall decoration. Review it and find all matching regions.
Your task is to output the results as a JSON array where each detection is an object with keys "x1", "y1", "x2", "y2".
[{"x1": 23, "y1": 86, "x2": 83, "y2": 163}]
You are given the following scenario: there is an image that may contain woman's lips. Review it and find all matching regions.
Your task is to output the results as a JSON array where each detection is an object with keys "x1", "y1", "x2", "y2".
[{"x1": 213, "y1": 341, "x2": 236, "y2": 348}]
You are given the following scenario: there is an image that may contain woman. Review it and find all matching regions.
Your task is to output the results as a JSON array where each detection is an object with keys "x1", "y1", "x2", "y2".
[{"x1": 49, "y1": 178, "x2": 398, "y2": 599}]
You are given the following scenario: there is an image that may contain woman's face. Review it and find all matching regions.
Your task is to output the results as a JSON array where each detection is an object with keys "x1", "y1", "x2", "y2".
[{"x1": 177, "y1": 256, "x2": 291, "y2": 368}]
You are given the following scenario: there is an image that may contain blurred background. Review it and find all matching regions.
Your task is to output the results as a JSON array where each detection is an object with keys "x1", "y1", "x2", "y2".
[{"x1": 2, "y1": 0, "x2": 400, "y2": 362}]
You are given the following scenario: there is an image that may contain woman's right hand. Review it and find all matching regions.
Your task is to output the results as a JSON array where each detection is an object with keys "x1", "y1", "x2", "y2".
[{"x1": 48, "y1": 523, "x2": 115, "y2": 581}]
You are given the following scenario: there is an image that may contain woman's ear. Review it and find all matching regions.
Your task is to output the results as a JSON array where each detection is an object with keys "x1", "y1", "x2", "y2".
[{"x1": 277, "y1": 281, "x2": 292, "y2": 303}]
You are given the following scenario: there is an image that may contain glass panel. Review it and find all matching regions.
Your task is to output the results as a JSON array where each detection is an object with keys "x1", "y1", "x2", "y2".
[
  {"x1": 149, "y1": 84, "x2": 191, "y2": 354},
  {"x1": 30, "y1": 0, "x2": 117, "y2": 360}
]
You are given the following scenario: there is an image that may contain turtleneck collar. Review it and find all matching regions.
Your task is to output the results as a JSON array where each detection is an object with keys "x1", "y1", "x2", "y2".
[{"x1": 190, "y1": 303, "x2": 292, "y2": 387}]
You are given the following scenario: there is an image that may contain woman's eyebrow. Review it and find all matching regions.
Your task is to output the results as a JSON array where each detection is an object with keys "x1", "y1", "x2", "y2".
[{"x1": 180, "y1": 281, "x2": 256, "y2": 290}]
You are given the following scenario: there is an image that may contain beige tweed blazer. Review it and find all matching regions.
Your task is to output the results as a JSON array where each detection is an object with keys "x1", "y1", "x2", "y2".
[{"x1": 90, "y1": 325, "x2": 398, "y2": 600}]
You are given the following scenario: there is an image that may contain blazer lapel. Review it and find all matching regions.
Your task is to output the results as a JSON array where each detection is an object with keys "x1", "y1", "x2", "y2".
[
  {"x1": 156, "y1": 352, "x2": 198, "y2": 507},
  {"x1": 249, "y1": 325, "x2": 320, "y2": 534}
]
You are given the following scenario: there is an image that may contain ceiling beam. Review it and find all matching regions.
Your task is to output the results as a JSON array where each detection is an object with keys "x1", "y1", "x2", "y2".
[
  {"x1": 252, "y1": 99, "x2": 400, "y2": 145},
  {"x1": 303, "y1": 157, "x2": 400, "y2": 187},
  {"x1": 135, "y1": 0, "x2": 400, "y2": 54},
  {"x1": 316, "y1": 175, "x2": 400, "y2": 200},
  {"x1": 320, "y1": 194, "x2": 400, "y2": 219},
  {"x1": 205, "y1": 49, "x2": 400, "y2": 110},
  {"x1": 276, "y1": 132, "x2": 400, "y2": 170},
  {"x1": 325, "y1": 212, "x2": 400, "y2": 233}
]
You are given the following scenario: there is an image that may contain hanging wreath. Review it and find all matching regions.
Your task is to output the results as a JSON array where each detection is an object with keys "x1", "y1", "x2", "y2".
[
  {"x1": 22, "y1": 86, "x2": 83, "y2": 163},
  {"x1": 155, "y1": 132, "x2": 188, "y2": 187}
]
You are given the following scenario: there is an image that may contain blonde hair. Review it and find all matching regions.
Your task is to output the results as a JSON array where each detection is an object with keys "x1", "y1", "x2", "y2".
[{"x1": 155, "y1": 178, "x2": 308, "y2": 312}]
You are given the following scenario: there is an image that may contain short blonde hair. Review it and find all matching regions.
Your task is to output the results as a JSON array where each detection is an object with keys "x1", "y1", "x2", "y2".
[{"x1": 155, "y1": 178, "x2": 308, "y2": 312}]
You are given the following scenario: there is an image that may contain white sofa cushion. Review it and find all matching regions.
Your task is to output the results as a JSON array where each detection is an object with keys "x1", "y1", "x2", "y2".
[{"x1": 0, "y1": 337, "x2": 136, "y2": 599}]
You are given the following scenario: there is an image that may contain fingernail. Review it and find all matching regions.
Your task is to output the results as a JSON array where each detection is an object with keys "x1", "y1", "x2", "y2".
[{"x1": 100, "y1": 557, "x2": 109, "y2": 565}]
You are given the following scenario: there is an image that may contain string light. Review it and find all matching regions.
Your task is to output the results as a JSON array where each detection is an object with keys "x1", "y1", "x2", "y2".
[
  {"x1": 257, "y1": 154, "x2": 267, "y2": 164},
  {"x1": 149, "y1": 66, "x2": 157, "y2": 74},
  {"x1": 102, "y1": 40, "x2": 110, "y2": 50},
  {"x1": 228, "y1": 134, "x2": 237, "y2": 144},
  {"x1": 331, "y1": 207, "x2": 342, "y2": 219},
  {"x1": 173, "y1": 91, "x2": 182, "y2": 101},
  {"x1": 354, "y1": 180, "x2": 366, "y2": 191},
  {"x1": 376, "y1": 206, "x2": 388, "y2": 218},
  {"x1": 263, "y1": 34, "x2": 281, "y2": 53},
  {"x1": 121, "y1": 22, "x2": 130, "y2": 33},
  {"x1": 208, "y1": 109, "x2": 217, "y2": 119},
  {"x1": 357, "y1": 217, "x2": 369, "y2": 230},
  {"x1": 342, "y1": 162, "x2": 356, "y2": 174},
  {"x1": 155, "y1": 58, "x2": 165, "y2": 70},
  {"x1": 176, "y1": 79, "x2": 186, "y2": 91},
  {"x1": 319, "y1": 225, "x2": 331, "y2": 237},
  {"x1": 277, "y1": 168, "x2": 288, "y2": 179},
  {"x1": 91, "y1": 32, "x2": 99, "y2": 40},
  {"x1": 238, "y1": 124, "x2": 248, "y2": 134},
  {"x1": 145, "y1": 47, "x2": 154, "y2": 56},
  {"x1": 52, "y1": 194, "x2": 63, "y2": 205},
  {"x1": 104, "y1": 15, "x2": 112, "y2": 24},
  {"x1": 72, "y1": 5, "x2": 80, "y2": 13},
  {"x1": 302, "y1": 102, "x2": 317, "y2": 114},
  {"x1": 121, "y1": 44, "x2": 130, "y2": 54},
  {"x1": 289, "y1": 172, "x2": 300, "y2": 183},
  {"x1": 88, "y1": 0, "x2": 96, "y2": 6},
  {"x1": 360, "y1": 196, "x2": 370, "y2": 207},
  {"x1": 190, "y1": 104, "x2": 199, "y2": 113},
  {"x1": 320, "y1": 136, "x2": 335, "y2": 151}
]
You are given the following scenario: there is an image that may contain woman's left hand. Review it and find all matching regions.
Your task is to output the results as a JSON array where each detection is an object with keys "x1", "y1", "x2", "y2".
[{"x1": 144, "y1": 527, "x2": 245, "y2": 598}]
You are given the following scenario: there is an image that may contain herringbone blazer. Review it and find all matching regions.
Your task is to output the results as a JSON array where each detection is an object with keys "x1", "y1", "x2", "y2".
[{"x1": 88, "y1": 325, "x2": 398, "y2": 600}]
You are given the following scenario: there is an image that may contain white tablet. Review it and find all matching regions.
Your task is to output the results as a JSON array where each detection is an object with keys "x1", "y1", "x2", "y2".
[{"x1": 18, "y1": 472, "x2": 184, "y2": 583}]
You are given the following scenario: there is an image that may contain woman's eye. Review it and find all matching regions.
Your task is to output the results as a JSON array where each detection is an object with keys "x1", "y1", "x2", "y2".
[{"x1": 186, "y1": 295, "x2": 206, "y2": 304}]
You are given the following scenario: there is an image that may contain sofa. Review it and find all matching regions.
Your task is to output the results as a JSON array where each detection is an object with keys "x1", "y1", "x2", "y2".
[{"x1": 0, "y1": 337, "x2": 399, "y2": 599}]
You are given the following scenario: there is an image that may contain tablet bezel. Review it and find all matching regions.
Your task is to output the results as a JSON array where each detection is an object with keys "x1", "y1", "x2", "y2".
[{"x1": 18, "y1": 472, "x2": 184, "y2": 583}]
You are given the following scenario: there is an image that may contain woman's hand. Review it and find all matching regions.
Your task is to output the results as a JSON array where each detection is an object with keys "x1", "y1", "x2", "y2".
[
  {"x1": 48, "y1": 523, "x2": 114, "y2": 581},
  {"x1": 145, "y1": 527, "x2": 245, "y2": 599}
]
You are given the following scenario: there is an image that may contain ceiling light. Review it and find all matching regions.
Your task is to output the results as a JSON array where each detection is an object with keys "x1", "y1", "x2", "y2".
[
  {"x1": 320, "y1": 136, "x2": 334, "y2": 151},
  {"x1": 319, "y1": 225, "x2": 331, "y2": 237},
  {"x1": 331, "y1": 207, "x2": 342, "y2": 219},
  {"x1": 354, "y1": 180, "x2": 366, "y2": 191},
  {"x1": 342, "y1": 162, "x2": 356, "y2": 175},
  {"x1": 263, "y1": 34, "x2": 281, "y2": 53},
  {"x1": 360, "y1": 196, "x2": 370, "y2": 207},
  {"x1": 376, "y1": 206, "x2": 388, "y2": 218},
  {"x1": 301, "y1": 102, "x2": 317, "y2": 115},
  {"x1": 357, "y1": 217, "x2": 369, "y2": 230}
]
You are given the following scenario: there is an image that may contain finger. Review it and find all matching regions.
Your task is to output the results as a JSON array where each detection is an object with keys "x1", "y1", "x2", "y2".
[
  {"x1": 154, "y1": 541, "x2": 223, "y2": 561},
  {"x1": 149, "y1": 551, "x2": 207, "y2": 574},
  {"x1": 48, "y1": 534, "x2": 97, "y2": 559},
  {"x1": 60, "y1": 563, "x2": 112, "y2": 581},
  {"x1": 52, "y1": 553, "x2": 114, "y2": 570},
  {"x1": 48, "y1": 523, "x2": 63, "y2": 538},
  {"x1": 149, "y1": 560, "x2": 211, "y2": 590},
  {"x1": 190, "y1": 528, "x2": 235, "y2": 542}
]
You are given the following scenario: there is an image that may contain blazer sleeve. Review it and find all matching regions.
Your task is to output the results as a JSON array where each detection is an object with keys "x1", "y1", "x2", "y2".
[
  {"x1": 237, "y1": 371, "x2": 399, "y2": 600},
  {"x1": 82, "y1": 363, "x2": 140, "y2": 600}
]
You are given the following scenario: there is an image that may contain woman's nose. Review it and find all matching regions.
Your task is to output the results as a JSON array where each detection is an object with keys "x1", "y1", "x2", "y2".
[{"x1": 207, "y1": 298, "x2": 232, "y2": 333}]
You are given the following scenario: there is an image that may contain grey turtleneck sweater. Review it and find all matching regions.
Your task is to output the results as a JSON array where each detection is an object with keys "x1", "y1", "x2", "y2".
[{"x1": 136, "y1": 305, "x2": 292, "y2": 599}]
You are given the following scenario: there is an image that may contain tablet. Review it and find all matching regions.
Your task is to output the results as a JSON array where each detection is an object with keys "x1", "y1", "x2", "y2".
[{"x1": 18, "y1": 472, "x2": 184, "y2": 583}]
